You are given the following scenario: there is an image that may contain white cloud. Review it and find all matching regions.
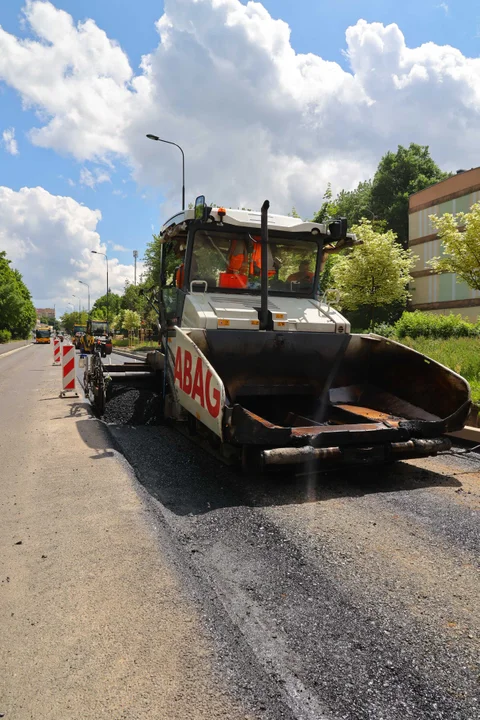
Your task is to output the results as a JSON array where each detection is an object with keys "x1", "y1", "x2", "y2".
[
  {"x1": 437, "y1": 3, "x2": 449, "y2": 15},
  {"x1": 0, "y1": 0, "x2": 480, "y2": 218},
  {"x1": 79, "y1": 167, "x2": 111, "y2": 188},
  {"x1": 67, "y1": 178, "x2": 75, "y2": 186},
  {"x1": 2, "y1": 127, "x2": 19, "y2": 155},
  {"x1": 0, "y1": 185, "x2": 140, "y2": 308},
  {"x1": 110, "y1": 242, "x2": 130, "y2": 252}
]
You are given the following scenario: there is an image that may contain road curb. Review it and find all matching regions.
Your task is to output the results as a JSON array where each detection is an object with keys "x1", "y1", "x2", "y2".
[{"x1": 0, "y1": 343, "x2": 33, "y2": 360}]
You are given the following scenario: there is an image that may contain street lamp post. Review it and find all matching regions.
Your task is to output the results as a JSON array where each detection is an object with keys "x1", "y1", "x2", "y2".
[
  {"x1": 146, "y1": 134, "x2": 185, "y2": 211},
  {"x1": 91, "y1": 250, "x2": 109, "y2": 332},
  {"x1": 79, "y1": 280, "x2": 90, "y2": 314},
  {"x1": 72, "y1": 294, "x2": 80, "y2": 320}
]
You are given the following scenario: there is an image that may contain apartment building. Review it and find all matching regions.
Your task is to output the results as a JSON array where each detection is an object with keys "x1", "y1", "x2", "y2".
[{"x1": 409, "y1": 167, "x2": 480, "y2": 321}]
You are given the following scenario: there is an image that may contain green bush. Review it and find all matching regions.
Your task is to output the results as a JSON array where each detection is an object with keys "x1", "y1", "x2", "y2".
[
  {"x1": 344, "y1": 300, "x2": 406, "y2": 332},
  {"x1": 112, "y1": 338, "x2": 129, "y2": 347},
  {"x1": 0, "y1": 329, "x2": 12, "y2": 343},
  {"x1": 394, "y1": 311, "x2": 479, "y2": 339},
  {"x1": 371, "y1": 322, "x2": 395, "y2": 338}
]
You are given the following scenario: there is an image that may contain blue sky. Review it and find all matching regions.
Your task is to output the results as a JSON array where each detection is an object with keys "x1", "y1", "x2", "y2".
[{"x1": 0, "y1": 0, "x2": 478, "y2": 308}]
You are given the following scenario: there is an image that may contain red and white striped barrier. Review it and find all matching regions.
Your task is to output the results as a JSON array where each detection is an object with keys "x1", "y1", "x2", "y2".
[
  {"x1": 52, "y1": 337, "x2": 61, "y2": 366},
  {"x1": 60, "y1": 343, "x2": 79, "y2": 398}
]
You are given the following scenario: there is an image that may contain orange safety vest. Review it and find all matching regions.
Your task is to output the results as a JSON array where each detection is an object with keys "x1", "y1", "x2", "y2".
[
  {"x1": 175, "y1": 263, "x2": 185, "y2": 288},
  {"x1": 227, "y1": 238, "x2": 249, "y2": 274},
  {"x1": 249, "y1": 237, "x2": 275, "y2": 277}
]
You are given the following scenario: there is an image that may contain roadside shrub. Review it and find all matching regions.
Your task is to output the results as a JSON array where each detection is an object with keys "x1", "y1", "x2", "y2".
[
  {"x1": 371, "y1": 322, "x2": 395, "y2": 338},
  {"x1": 0, "y1": 329, "x2": 12, "y2": 343},
  {"x1": 394, "y1": 311, "x2": 478, "y2": 339},
  {"x1": 112, "y1": 338, "x2": 129, "y2": 347}
]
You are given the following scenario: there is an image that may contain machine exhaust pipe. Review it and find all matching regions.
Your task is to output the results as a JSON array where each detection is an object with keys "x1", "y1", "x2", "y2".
[{"x1": 260, "y1": 199, "x2": 270, "y2": 331}]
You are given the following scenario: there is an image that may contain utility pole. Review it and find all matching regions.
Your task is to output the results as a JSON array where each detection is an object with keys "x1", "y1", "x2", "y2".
[{"x1": 133, "y1": 250, "x2": 138, "y2": 285}]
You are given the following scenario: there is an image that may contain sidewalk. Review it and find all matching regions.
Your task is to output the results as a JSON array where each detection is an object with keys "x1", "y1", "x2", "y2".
[
  {"x1": 0, "y1": 347, "x2": 247, "y2": 720},
  {"x1": 0, "y1": 338, "x2": 31, "y2": 356}
]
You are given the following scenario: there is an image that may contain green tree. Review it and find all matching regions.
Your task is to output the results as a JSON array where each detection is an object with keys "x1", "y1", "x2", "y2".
[
  {"x1": 371, "y1": 143, "x2": 449, "y2": 247},
  {"x1": 0, "y1": 252, "x2": 36, "y2": 338},
  {"x1": 121, "y1": 280, "x2": 147, "y2": 314},
  {"x1": 60, "y1": 311, "x2": 88, "y2": 334},
  {"x1": 427, "y1": 202, "x2": 480, "y2": 291},
  {"x1": 318, "y1": 254, "x2": 341, "y2": 295},
  {"x1": 331, "y1": 221, "x2": 417, "y2": 328},
  {"x1": 111, "y1": 310, "x2": 125, "y2": 333},
  {"x1": 312, "y1": 183, "x2": 334, "y2": 223},
  {"x1": 123, "y1": 309, "x2": 141, "y2": 346},
  {"x1": 330, "y1": 180, "x2": 387, "y2": 230},
  {"x1": 143, "y1": 233, "x2": 162, "y2": 287},
  {"x1": 91, "y1": 292, "x2": 122, "y2": 320}
]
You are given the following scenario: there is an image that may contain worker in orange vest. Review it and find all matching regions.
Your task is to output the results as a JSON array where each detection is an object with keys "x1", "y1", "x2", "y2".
[
  {"x1": 249, "y1": 236, "x2": 276, "y2": 277},
  {"x1": 227, "y1": 238, "x2": 249, "y2": 275}
]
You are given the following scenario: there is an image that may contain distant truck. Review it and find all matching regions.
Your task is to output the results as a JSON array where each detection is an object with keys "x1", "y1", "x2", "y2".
[
  {"x1": 35, "y1": 325, "x2": 51, "y2": 344},
  {"x1": 72, "y1": 324, "x2": 87, "y2": 350},
  {"x1": 79, "y1": 319, "x2": 112, "y2": 357}
]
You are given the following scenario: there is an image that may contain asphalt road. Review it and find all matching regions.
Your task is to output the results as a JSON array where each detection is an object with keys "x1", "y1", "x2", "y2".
[
  {"x1": 97, "y1": 350, "x2": 480, "y2": 720},
  {"x1": 3, "y1": 345, "x2": 479, "y2": 719}
]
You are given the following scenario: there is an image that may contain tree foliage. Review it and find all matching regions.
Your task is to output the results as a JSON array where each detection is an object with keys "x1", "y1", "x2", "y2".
[
  {"x1": 0, "y1": 251, "x2": 36, "y2": 339},
  {"x1": 370, "y1": 143, "x2": 449, "y2": 247},
  {"x1": 91, "y1": 292, "x2": 122, "y2": 320},
  {"x1": 111, "y1": 310, "x2": 125, "y2": 333},
  {"x1": 123, "y1": 309, "x2": 141, "y2": 332},
  {"x1": 60, "y1": 311, "x2": 88, "y2": 334},
  {"x1": 312, "y1": 183, "x2": 333, "y2": 223},
  {"x1": 331, "y1": 221, "x2": 417, "y2": 327},
  {"x1": 143, "y1": 233, "x2": 162, "y2": 287},
  {"x1": 123, "y1": 309, "x2": 141, "y2": 345},
  {"x1": 121, "y1": 280, "x2": 147, "y2": 314},
  {"x1": 313, "y1": 144, "x2": 448, "y2": 246},
  {"x1": 427, "y1": 202, "x2": 480, "y2": 291}
]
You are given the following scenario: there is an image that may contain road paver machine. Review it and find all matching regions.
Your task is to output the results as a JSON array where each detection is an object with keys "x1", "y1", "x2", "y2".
[{"x1": 84, "y1": 197, "x2": 470, "y2": 470}]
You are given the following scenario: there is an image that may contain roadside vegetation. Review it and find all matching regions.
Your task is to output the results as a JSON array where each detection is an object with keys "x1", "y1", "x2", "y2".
[
  {"x1": 0, "y1": 251, "x2": 36, "y2": 343},
  {"x1": 402, "y1": 337, "x2": 480, "y2": 406},
  {"x1": 371, "y1": 311, "x2": 480, "y2": 405}
]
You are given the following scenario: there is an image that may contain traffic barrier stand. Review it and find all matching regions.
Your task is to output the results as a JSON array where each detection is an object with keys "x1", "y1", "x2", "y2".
[
  {"x1": 52, "y1": 337, "x2": 61, "y2": 366},
  {"x1": 60, "y1": 343, "x2": 79, "y2": 398}
]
